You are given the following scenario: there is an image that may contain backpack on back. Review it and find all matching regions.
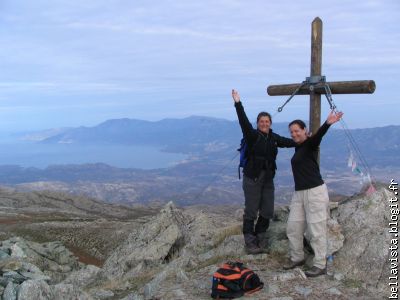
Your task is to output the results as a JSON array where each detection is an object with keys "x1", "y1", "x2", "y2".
[
  {"x1": 237, "y1": 134, "x2": 262, "y2": 179},
  {"x1": 211, "y1": 261, "x2": 264, "y2": 299}
]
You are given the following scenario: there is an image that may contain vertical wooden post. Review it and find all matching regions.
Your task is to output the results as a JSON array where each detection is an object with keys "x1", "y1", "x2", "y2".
[
  {"x1": 310, "y1": 17, "x2": 322, "y2": 134},
  {"x1": 310, "y1": 17, "x2": 322, "y2": 163}
]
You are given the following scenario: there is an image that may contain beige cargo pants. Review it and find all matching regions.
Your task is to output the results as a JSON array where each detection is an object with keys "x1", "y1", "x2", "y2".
[{"x1": 286, "y1": 183, "x2": 329, "y2": 269}]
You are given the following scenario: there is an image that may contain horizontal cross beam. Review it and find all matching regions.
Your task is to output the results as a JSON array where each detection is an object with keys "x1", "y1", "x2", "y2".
[{"x1": 267, "y1": 80, "x2": 375, "y2": 96}]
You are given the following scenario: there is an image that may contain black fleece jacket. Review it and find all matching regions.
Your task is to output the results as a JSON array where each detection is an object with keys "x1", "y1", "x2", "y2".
[
  {"x1": 291, "y1": 121, "x2": 331, "y2": 191},
  {"x1": 235, "y1": 101, "x2": 296, "y2": 181}
]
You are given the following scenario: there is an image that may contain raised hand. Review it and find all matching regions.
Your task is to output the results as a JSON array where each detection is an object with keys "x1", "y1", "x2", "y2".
[
  {"x1": 326, "y1": 110, "x2": 344, "y2": 125},
  {"x1": 232, "y1": 89, "x2": 241, "y2": 103}
]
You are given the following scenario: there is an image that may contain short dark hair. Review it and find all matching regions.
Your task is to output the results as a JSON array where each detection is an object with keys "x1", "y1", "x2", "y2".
[
  {"x1": 257, "y1": 112, "x2": 272, "y2": 123},
  {"x1": 289, "y1": 119, "x2": 306, "y2": 129}
]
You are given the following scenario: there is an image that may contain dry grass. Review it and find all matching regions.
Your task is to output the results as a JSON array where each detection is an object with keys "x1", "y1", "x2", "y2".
[
  {"x1": 126, "y1": 269, "x2": 158, "y2": 291},
  {"x1": 11, "y1": 227, "x2": 52, "y2": 244},
  {"x1": 92, "y1": 269, "x2": 158, "y2": 295},
  {"x1": 212, "y1": 224, "x2": 242, "y2": 247},
  {"x1": 94, "y1": 279, "x2": 126, "y2": 291},
  {"x1": 343, "y1": 278, "x2": 363, "y2": 289},
  {"x1": 187, "y1": 255, "x2": 238, "y2": 272}
]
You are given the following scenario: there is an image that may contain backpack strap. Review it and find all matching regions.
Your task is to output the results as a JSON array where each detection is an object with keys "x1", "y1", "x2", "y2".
[
  {"x1": 239, "y1": 133, "x2": 262, "y2": 179},
  {"x1": 246, "y1": 132, "x2": 263, "y2": 162},
  {"x1": 238, "y1": 131, "x2": 269, "y2": 179}
]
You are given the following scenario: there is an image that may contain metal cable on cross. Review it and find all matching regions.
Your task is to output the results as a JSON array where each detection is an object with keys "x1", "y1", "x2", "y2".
[
  {"x1": 275, "y1": 81, "x2": 307, "y2": 114},
  {"x1": 322, "y1": 83, "x2": 375, "y2": 185},
  {"x1": 274, "y1": 75, "x2": 327, "y2": 114}
]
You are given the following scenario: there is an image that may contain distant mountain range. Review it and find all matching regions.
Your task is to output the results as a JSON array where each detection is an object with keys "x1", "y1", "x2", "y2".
[
  {"x1": 34, "y1": 115, "x2": 399, "y2": 166},
  {"x1": 40, "y1": 116, "x2": 243, "y2": 153},
  {"x1": 2, "y1": 116, "x2": 398, "y2": 205}
]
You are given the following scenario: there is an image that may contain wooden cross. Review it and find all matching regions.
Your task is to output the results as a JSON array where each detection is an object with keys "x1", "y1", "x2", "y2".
[{"x1": 267, "y1": 17, "x2": 375, "y2": 150}]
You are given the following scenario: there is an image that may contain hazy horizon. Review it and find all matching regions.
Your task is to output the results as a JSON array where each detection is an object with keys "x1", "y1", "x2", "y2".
[
  {"x1": 0, "y1": 113, "x2": 398, "y2": 136},
  {"x1": 0, "y1": 1, "x2": 399, "y2": 132}
]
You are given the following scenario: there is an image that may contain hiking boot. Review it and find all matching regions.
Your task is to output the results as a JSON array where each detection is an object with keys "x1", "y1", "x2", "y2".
[
  {"x1": 305, "y1": 266, "x2": 326, "y2": 277},
  {"x1": 244, "y1": 234, "x2": 263, "y2": 255},
  {"x1": 245, "y1": 244, "x2": 263, "y2": 255},
  {"x1": 256, "y1": 232, "x2": 268, "y2": 251},
  {"x1": 283, "y1": 259, "x2": 305, "y2": 270}
]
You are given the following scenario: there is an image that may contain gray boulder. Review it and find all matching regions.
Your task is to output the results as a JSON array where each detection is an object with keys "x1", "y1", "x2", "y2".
[
  {"x1": 333, "y1": 186, "x2": 391, "y2": 292},
  {"x1": 3, "y1": 281, "x2": 17, "y2": 300},
  {"x1": 28, "y1": 241, "x2": 77, "y2": 266},
  {"x1": 52, "y1": 283, "x2": 92, "y2": 300},
  {"x1": 103, "y1": 201, "x2": 187, "y2": 278},
  {"x1": 90, "y1": 288, "x2": 114, "y2": 299},
  {"x1": 0, "y1": 249, "x2": 10, "y2": 259},
  {"x1": 0, "y1": 237, "x2": 79, "y2": 276},
  {"x1": 17, "y1": 280, "x2": 53, "y2": 300},
  {"x1": 10, "y1": 244, "x2": 26, "y2": 259},
  {"x1": 62, "y1": 264, "x2": 101, "y2": 289}
]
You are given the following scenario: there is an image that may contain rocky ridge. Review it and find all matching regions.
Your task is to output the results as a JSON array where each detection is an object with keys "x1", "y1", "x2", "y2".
[{"x1": 0, "y1": 185, "x2": 392, "y2": 299}]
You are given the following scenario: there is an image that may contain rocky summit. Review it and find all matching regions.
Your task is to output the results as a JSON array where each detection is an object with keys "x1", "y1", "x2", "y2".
[{"x1": 0, "y1": 185, "x2": 392, "y2": 299}]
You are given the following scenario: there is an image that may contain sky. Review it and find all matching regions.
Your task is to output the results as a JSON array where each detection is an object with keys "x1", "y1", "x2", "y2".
[{"x1": 0, "y1": 0, "x2": 399, "y2": 132}]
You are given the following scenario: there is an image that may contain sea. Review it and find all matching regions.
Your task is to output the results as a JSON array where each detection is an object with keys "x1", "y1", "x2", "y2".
[{"x1": 0, "y1": 142, "x2": 187, "y2": 169}]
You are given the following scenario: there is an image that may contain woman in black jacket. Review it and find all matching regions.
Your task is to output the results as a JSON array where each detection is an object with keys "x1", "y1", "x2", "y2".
[{"x1": 232, "y1": 89, "x2": 296, "y2": 254}]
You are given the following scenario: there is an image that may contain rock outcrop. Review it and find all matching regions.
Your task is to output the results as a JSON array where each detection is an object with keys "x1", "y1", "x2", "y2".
[
  {"x1": 0, "y1": 237, "x2": 90, "y2": 299},
  {"x1": 103, "y1": 202, "x2": 188, "y2": 278},
  {"x1": 332, "y1": 185, "x2": 391, "y2": 292},
  {"x1": 0, "y1": 185, "x2": 391, "y2": 299}
]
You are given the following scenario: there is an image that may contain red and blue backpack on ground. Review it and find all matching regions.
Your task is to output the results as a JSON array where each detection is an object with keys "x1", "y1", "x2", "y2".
[{"x1": 211, "y1": 261, "x2": 264, "y2": 299}]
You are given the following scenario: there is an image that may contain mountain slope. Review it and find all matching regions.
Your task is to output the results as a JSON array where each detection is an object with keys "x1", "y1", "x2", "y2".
[{"x1": 38, "y1": 116, "x2": 400, "y2": 168}]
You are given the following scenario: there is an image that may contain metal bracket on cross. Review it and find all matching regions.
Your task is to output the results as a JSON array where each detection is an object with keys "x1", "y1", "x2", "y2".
[
  {"x1": 276, "y1": 75, "x2": 336, "y2": 113},
  {"x1": 305, "y1": 75, "x2": 326, "y2": 86},
  {"x1": 305, "y1": 76, "x2": 336, "y2": 110}
]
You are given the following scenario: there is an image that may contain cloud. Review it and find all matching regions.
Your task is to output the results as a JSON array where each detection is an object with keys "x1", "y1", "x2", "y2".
[
  {"x1": 0, "y1": 81, "x2": 134, "y2": 93},
  {"x1": 0, "y1": 0, "x2": 399, "y2": 130},
  {"x1": 66, "y1": 20, "x2": 291, "y2": 45}
]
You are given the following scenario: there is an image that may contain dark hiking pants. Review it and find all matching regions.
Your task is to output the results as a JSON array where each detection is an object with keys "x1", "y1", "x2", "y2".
[{"x1": 242, "y1": 170, "x2": 274, "y2": 234}]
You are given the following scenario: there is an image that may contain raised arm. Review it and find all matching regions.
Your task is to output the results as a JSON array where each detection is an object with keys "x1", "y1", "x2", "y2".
[
  {"x1": 326, "y1": 110, "x2": 344, "y2": 125},
  {"x1": 232, "y1": 89, "x2": 254, "y2": 139},
  {"x1": 309, "y1": 110, "x2": 343, "y2": 148}
]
